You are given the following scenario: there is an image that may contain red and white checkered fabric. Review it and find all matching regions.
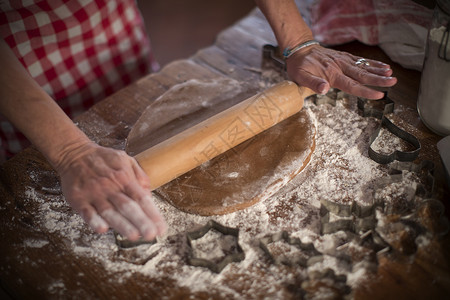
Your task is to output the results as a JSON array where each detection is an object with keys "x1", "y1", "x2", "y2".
[
  {"x1": 310, "y1": 0, "x2": 431, "y2": 46},
  {"x1": 0, "y1": 0, "x2": 158, "y2": 161}
]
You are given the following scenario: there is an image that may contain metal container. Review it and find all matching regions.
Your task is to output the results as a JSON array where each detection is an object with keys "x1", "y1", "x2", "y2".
[{"x1": 417, "y1": 0, "x2": 450, "y2": 136}]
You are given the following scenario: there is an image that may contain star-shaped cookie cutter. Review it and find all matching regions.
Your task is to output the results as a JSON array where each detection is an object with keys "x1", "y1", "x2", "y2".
[
  {"x1": 258, "y1": 231, "x2": 321, "y2": 267},
  {"x1": 186, "y1": 220, "x2": 245, "y2": 273}
]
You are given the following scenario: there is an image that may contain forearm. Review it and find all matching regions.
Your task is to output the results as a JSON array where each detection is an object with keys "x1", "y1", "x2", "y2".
[
  {"x1": 255, "y1": 0, "x2": 314, "y2": 50},
  {"x1": 0, "y1": 39, "x2": 91, "y2": 169},
  {"x1": 0, "y1": 40, "x2": 167, "y2": 240}
]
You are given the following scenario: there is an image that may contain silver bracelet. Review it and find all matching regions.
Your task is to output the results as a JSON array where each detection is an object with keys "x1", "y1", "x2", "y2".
[{"x1": 282, "y1": 40, "x2": 319, "y2": 59}]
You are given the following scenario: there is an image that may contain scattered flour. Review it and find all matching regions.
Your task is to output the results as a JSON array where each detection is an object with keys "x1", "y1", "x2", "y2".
[
  {"x1": 226, "y1": 172, "x2": 239, "y2": 179},
  {"x1": 191, "y1": 229, "x2": 238, "y2": 262},
  {"x1": 371, "y1": 127, "x2": 414, "y2": 155},
  {"x1": 18, "y1": 91, "x2": 431, "y2": 299},
  {"x1": 23, "y1": 239, "x2": 49, "y2": 248}
]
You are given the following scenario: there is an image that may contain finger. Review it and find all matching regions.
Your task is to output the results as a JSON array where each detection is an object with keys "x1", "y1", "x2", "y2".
[
  {"x1": 100, "y1": 207, "x2": 140, "y2": 241},
  {"x1": 122, "y1": 180, "x2": 167, "y2": 236},
  {"x1": 109, "y1": 193, "x2": 159, "y2": 240},
  {"x1": 130, "y1": 157, "x2": 151, "y2": 189},
  {"x1": 290, "y1": 68, "x2": 330, "y2": 95},
  {"x1": 139, "y1": 194, "x2": 168, "y2": 236},
  {"x1": 78, "y1": 205, "x2": 109, "y2": 233},
  {"x1": 364, "y1": 59, "x2": 391, "y2": 69},
  {"x1": 351, "y1": 57, "x2": 392, "y2": 69},
  {"x1": 363, "y1": 65, "x2": 393, "y2": 77},
  {"x1": 344, "y1": 57, "x2": 394, "y2": 80},
  {"x1": 333, "y1": 74, "x2": 386, "y2": 99},
  {"x1": 344, "y1": 65, "x2": 397, "y2": 88}
]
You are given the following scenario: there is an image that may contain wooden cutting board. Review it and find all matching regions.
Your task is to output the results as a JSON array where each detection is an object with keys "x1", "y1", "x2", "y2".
[{"x1": 126, "y1": 77, "x2": 316, "y2": 215}]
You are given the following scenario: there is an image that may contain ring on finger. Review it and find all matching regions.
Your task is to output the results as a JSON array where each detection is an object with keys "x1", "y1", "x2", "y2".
[{"x1": 355, "y1": 58, "x2": 370, "y2": 67}]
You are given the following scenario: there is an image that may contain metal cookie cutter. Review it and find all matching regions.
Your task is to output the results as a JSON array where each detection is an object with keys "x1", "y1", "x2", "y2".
[
  {"x1": 186, "y1": 220, "x2": 245, "y2": 273},
  {"x1": 259, "y1": 231, "x2": 321, "y2": 267},
  {"x1": 389, "y1": 160, "x2": 436, "y2": 198},
  {"x1": 358, "y1": 93, "x2": 421, "y2": 164},
  {"x1": 416, "y1": 198, "x2": 450, "y2": 236},
  {"x1": 357, "y1": 93, "x2": 394, "y2": 119},
  {"x1": 311, "y1": 88, "x2": 346, "y2": 107},
  {"x1": 302, "y1": 268, "x2": 351, "y2": 298},
  {"x1": 382, "y1": 161, "x2": 449, "y2": 236},
  {"x1": 372, "y1": 160, "x2": 436, "y2": 215},
  {"x1": 319, "y1": 199, "x2": 384, "y2": 235},
  {"x1": 114, "y1": 231, "x2": 157, "y2": 249},
  {"x1": 376, "y1": 160, "x2": 435, "y2": 206},
  {"x1": 262, "y1": 44, "x2": 286, "y2": 71},
  {"x1": 357, "y1": 229, "x2": 390, "y2": 254},
  {"x1": 319, "y1": 200, "x2": 391, "y2": 256}
]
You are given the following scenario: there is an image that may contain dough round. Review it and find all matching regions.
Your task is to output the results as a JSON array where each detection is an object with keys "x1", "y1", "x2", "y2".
[{"x1": 127, "y1": 79, "x2": 315, "y2": 216}]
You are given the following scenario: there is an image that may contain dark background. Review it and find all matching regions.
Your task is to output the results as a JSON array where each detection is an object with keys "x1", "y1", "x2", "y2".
[
  {"x1": 137, "y1": 0, "x2": 438, "y2": 68},
  {"x1": 137, "y1": 0, "x2": 256, "y2": 67}
]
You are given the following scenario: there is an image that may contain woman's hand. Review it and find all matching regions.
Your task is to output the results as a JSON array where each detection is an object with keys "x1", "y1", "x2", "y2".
[
  {"x1": 286, "y1": 45, "x2": 397, "y2": 99},
  {"x1": 55, "y1": 142, "x2": 167, "y2": 241}
]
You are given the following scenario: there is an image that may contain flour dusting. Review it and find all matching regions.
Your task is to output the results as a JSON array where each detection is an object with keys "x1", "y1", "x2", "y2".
[{"x1": 18, "y1": 90, "x2": 436, "y2": 299}]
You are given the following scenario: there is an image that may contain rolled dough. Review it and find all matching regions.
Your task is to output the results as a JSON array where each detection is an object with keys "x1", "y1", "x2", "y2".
[{"x1": 127, "y1": 78, "x2": 315, "y2": 216}]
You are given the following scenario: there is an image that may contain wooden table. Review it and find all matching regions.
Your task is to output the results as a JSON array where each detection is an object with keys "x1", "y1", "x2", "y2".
[{"x1": 1, "y1": 8, "x2": 449, "y2": 300}]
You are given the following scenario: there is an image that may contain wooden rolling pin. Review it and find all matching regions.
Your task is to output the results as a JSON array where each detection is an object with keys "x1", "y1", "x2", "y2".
[{"x1": 135, "y1": 81, "x2": 314, "y2": 190}]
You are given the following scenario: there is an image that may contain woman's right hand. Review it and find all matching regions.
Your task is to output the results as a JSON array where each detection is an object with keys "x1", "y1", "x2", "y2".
[{"x1": 55, "y1": 141, "x2": 167, "y2": 241}]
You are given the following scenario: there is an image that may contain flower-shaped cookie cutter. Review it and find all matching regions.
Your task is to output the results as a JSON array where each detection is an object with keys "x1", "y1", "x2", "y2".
[
  {"x1": 319, "y1": 199, "x2": 392, "y2": 257},
  {"x1": 186, "y1": 220, "x2": 245, "y2": 273},
  {"x1": 319, "y1": 199, "x2": 384, "y2": 235}
]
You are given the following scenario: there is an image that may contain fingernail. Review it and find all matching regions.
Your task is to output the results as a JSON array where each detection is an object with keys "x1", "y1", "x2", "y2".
[
  {"x1": 126, "y1": 229, "x2": 140, "y2": 241},
  {"x1": 318, "y1": 82, "x2": 328, "y2": 95},
  {"x1": 142, "y1": 223, "x2": 157, "y2": 240},
  {"x1": 88, "y1": 214, "x2": 108, "y2": 232}
]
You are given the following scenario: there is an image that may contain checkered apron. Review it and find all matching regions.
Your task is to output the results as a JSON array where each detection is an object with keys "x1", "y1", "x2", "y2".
[{"x1": 0, "y1": 0, "x2": 158, "y2": 161}]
